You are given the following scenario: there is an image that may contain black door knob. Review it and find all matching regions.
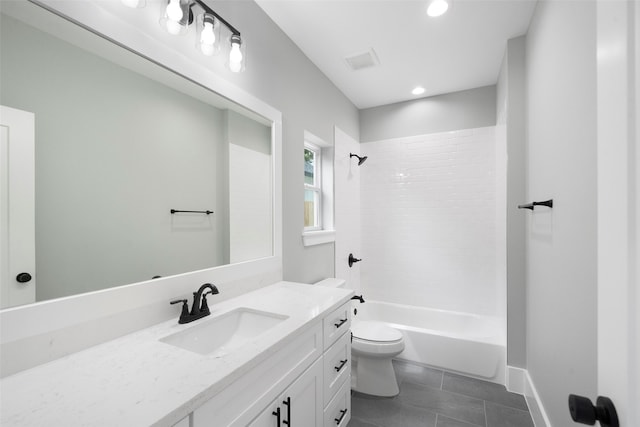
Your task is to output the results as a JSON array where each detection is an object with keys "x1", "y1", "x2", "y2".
[
  {"x1": 568, "y1": 394, "x2": 619, "y2": 427},
  {"x1": 16, "y1": 272, "x2": 32, "y2": 283}
]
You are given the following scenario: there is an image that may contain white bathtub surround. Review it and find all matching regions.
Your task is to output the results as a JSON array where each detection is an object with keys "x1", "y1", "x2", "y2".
[
  {"x1": 0, "y1": 282, "x2": 352, "y2": 426},
  {"x1": 360, "y1": 126, "x2": 506, "y2": 319},
  {"x1": 354, "y1": 300, "x2": 506, "y2": 384},
  {"x1": 334, "y1": 127, "x2": 362, "y2": 296}
]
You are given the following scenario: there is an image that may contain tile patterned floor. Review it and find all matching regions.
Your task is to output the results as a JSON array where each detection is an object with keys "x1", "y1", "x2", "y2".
[{"x1": 348, "y1": 360, "x2": 535, "y2": 427}]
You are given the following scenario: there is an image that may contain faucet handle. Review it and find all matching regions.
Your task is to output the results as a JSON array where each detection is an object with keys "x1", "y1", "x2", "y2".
[
  {"x1": 200, "y1": 293, "x2": 211, "y2": 315},
  {"x1": 170, "y1": 299, "x2": 189, "y2": 323}
]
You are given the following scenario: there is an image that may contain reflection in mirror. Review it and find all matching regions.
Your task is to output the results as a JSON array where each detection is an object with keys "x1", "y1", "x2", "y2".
[{"x1": 0, "y1": 1, "x2": 273, "y2": 309}]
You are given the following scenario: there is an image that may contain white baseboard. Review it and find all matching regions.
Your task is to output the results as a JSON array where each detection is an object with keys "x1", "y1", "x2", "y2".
[
  {"x1": 506, "y1": 365, "x2": 526, "y2": 394},
  {"x1": 506, "y1": 366, "x2": 552, "y2": 427}
]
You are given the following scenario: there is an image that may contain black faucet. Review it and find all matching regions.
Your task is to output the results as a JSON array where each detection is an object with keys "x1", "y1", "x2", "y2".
[{"x1": 170, "y1": 283, "x2": 219, "y2": 324}]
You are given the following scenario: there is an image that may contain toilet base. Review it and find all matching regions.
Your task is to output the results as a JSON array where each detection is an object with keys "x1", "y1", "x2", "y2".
[{"x1": 352, "y1": 356, "x2": 400, "y2": 397}]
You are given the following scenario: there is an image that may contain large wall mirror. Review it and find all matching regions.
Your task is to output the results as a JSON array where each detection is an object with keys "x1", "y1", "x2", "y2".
[{"x1": 0, "y1": 1, "x2": 276, "y2": 309}]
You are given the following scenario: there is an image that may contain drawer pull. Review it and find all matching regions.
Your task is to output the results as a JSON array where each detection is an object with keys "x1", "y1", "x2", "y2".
[
  {"x1": 282, "y1": 396, "x2": 291, "y2": 426},
  {"x1": 334, "y1": 318, "x2": 348, "y2": 328},
  {"x1": 334, "y1": 359, "x2": 348, "y2": 372},
  {"x1": 272, "y1": 407, "x2": 281, "y2": 427},
  {"x1": 335, "y1": 408, "x2": 348, "y2": 425}
]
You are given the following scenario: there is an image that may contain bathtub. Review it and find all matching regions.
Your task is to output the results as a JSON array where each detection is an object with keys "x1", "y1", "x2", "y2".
[{"x1": 353, "y1": 300, "x2": 506, "y2": 384}]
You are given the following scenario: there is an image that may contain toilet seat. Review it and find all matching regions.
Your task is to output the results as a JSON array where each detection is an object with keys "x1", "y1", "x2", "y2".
[
  {"x1": 352, "y1": 320, "x2": 402, "y2": 343},
  {"x1": 351, "y1": 321, "x2": 405, "y2": 358}
]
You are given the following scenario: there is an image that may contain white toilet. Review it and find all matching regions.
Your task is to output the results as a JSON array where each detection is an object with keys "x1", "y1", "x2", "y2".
[
  {"x1": 313, "y1": 278, "x2": 405, "y2": 397},
  {"x1": 351, "y1": 319, "x2": 405, "y2": 397}
]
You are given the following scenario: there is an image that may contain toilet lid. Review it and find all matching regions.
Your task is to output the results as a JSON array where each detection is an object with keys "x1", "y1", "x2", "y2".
[{"x1": 352, "y1": 321, "x2": 402, "y2": 342}]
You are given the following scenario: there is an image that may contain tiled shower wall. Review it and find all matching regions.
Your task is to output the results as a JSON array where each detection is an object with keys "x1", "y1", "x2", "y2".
[{"x1": 360, "y1": 127, "x2": 505, "y2": 318}]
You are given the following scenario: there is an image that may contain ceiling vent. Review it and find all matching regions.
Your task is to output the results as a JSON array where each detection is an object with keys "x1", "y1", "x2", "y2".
[{"x1": 344, "y1": 48, "x2": 380, "y2": 71}]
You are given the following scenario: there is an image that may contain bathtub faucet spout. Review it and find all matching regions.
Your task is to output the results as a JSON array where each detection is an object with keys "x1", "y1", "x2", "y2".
[{"x1": 351, "y1": 295, "x2": 365, "y2": 303}]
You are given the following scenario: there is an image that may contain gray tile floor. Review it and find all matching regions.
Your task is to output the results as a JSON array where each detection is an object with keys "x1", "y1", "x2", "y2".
[{"x1": 349, "y1": 360, "x2": 534, "y2": 427}]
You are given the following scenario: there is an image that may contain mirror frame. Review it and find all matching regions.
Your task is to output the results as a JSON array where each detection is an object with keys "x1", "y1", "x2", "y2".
[{"x1": 0, "y1": 0, "x2": 282, "y2": 362}]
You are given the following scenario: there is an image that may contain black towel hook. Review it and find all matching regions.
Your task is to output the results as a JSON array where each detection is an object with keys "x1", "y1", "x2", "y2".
[
  {"x1": 348, "y1": 253, "x2": 362, "y2": 268},
  {"x1": 518, "y1": 199, "x2": 553, "y2": 211}
]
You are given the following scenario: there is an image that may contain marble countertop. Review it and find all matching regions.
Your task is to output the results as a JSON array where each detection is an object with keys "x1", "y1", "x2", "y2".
[{"x1": 0, "y1": 281, "x2": 352, "y2": 427}]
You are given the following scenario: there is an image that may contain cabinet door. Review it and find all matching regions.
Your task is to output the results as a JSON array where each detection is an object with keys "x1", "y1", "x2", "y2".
[
  {"x1": 249, "y1": 357, "x2": 323, "y2": 427},
  {"x1": 286, "y1": 356, "x2": 323, "y2": 426}
]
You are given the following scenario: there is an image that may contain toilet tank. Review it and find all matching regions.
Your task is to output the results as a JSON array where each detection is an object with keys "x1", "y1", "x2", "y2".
[{"x1": 313, "y1": 278, "x2": 347, "y2": 289}]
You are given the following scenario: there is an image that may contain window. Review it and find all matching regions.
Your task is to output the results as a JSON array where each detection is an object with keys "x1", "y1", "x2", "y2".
[
  {"x1": 304, "y1": 143, "x2": 322, "y2": 230},
  {"x1": 302, "y1": 131, "x2": 335, "y2": 246}
]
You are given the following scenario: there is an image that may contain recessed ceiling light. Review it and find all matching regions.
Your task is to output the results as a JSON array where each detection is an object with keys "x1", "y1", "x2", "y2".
[
  {"x1": 412, "y1": 86, "x2": 425, "y2": 95},
  {"x1": 427, "y1": 0, "x2": 450, "y2": 17}
]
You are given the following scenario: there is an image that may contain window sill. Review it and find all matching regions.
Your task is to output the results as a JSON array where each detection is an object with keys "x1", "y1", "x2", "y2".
[{"x1": 302, "y1": 229, "x2": 336, "y2": 247}]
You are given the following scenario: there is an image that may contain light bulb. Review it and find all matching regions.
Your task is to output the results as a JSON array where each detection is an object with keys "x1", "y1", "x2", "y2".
[
  {"x1": 165, "y1": 0, "x2": 183, "y2": 22},
  {"x1": 200, "y1": 22, "x2": 216, "y2": 45},
  {"x1": 199, "y1": 18, "x2": 216, "y2": 55},
  {"x1": 229, "y1": 38, "x2": 243, "y2": 72},
  {"x1": 412, "y1": 86, "x2": 425, "y2": 95},
  {"x1": 229, "y1": 60, "x2": 242, "y2": 73},
  {"x1": 229, "y1": 42, "x2": 243, "y2": 63},
  {"x1": 427, "y1": 0, "x2": 449, "y2": 17}
]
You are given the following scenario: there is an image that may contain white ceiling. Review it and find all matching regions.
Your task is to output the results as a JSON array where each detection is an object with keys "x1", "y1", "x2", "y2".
[{"x1": 256, "y1": 0, "x2": 537, "y2": 109}]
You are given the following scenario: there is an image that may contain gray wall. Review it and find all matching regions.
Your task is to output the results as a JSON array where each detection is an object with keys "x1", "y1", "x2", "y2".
[
  {"x1": 496, "y1": 36, "x2": 527, "y2": 369},
  {"x1": 359, "y1": 86, "x2": 496, "y2": 142},
  {"x1": 211, "y1": 1, "x2": 360, "y2": 284},
  {"x1": 525, "y1": 0, "x2": 597, "y2": 424},
  {"x1": 1, "y1": 15, "x2": 229, "y2": 300}
]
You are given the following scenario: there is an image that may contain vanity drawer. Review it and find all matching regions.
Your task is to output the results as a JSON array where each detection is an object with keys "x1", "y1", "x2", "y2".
[
  {"x1": 323, "y1": 330, "x2": 351, "y2": 406},
  {"x1": 323, "y1": 302, "x2": 351, "y2": 350},
  {"x1": 323, "y1": 378, "x2": 351, "y2": 427}
]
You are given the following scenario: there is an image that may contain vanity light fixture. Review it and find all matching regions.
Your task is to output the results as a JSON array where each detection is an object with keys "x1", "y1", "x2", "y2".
[
  {"x1": 426, "y1": 0, "x2": 450, "y2": 17},
  {"x1": 122, "y1": 0, "x2": 245, "y2": 72}
]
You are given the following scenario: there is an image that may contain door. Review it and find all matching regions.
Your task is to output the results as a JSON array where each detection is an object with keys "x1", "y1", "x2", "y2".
[
  {"x1": 0, "y1": 105, "x2": 35, "y2": 308},
  {"x1": 334, "y1": 126, "x2": 362, "y2": 294},
  {"x1": 249, "y1": 358, "x2": 323, "y2": 427},
  {"x1": 593, "y1": 0, "x2": 638, "y2": 425}
]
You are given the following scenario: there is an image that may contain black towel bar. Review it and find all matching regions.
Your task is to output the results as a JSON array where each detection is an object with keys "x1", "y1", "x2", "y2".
[{"x1": 170, "y1": 209, "x2": 214, "y2": 215}]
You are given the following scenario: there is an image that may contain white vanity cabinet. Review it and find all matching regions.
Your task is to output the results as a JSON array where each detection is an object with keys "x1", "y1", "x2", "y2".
[{"x1": 191, "y1": 301, "x2": 352, "y2": 427}]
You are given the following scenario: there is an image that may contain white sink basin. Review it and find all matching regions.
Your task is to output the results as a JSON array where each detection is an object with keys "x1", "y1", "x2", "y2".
[{"x1": 160, "y1": 308, "x2": 288, "y2": 356}]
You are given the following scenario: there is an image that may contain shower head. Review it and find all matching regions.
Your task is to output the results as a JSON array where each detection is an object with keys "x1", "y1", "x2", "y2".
[{"x1": 350, "y1": 153, "x2": 368, "y2": 166}]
